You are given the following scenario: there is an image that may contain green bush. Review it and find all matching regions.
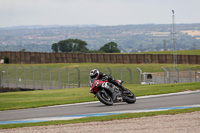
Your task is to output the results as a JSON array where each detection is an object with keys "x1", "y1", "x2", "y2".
[{"x1": 3, "y1": 56, "x2": 9, "y2": 64}]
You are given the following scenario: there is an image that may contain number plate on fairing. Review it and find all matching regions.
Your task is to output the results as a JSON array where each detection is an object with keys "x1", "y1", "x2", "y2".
[{"x1": 102, "y1": 82, "x2": 109, "y2": 89}]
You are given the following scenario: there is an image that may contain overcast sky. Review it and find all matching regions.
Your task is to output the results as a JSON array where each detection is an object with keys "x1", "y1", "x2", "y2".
[{"x1": 0, "y1": 0, "x2": 200, "y2": 28}]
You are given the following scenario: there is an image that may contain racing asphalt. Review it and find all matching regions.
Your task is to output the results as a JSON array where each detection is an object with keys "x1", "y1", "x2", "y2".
[{"x1": 0, "y1": 90, "x2": 200, "y2": 123}]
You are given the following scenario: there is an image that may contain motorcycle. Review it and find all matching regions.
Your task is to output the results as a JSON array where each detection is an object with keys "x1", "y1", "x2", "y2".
[{"x1": 90, "y1": 78, "x2": 136, "y2": 106}]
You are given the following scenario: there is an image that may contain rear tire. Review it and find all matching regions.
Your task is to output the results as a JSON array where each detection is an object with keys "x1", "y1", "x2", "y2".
[
  {"x1": 96, "y1": 90, "x2": 113, "y2": 106},
  {"x1": 122, "y1": 89, "x2": 136, "y2": 104}
]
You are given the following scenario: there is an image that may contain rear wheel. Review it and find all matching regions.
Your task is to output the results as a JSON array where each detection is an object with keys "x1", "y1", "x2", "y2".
[
  {"x1": 96, "y1": 90, "x2": 113, "y2": 106},
  {"x1": 122, "y1": 89, "x2": 136, "y2": 104}
]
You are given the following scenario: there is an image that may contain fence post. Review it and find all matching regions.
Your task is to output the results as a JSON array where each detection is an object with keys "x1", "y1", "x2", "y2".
[
  {"x1": 76, "y1": 67, "x2": 80, "y2": 88},
  {"x1": 161, "y1": 67, "x2": 167, "y2": 83},
  {"x1": 0, "y1": 69, "x2": 1, "y2": 88},
  {"x1": 1, "y1": 69, "x2": 5, "y2": 88},
  {"x1": 13, "y1": 66, "x2": 18, "y2": 88},
  {"x1": 47, "y1": 67, "x2": 52, "y2": 89},
  {"x1": 5, "y1": 66, "x2": 9, "y2": 87},
  {"x1": 21, "y1": 66, "x2": 26, "y2": 88},
  {"x1": 187, "y1": 67, "x2": 192, "y2": 82},
  {"x1": 137, "y1": 67, "x2": 142, "y2": 84},
  {"x1": 127, "y1": 67, "x2": 132, "y2": 84},
  {"x1": 57, "y1": 67, "x2": 61, "y2": 89},
  {"x1": 119, "y1": 68, "x2": 123, "y2": 81},
  {"x1": 195, "y1": 71, "x2": 200, "y2": 82},
  {"x1": 166, "y1": 67, "x2": 171, "y2": 83},
  {"x1": 39, "y1": 67, "x2": 43, "y2": 89},
  {"x1": 86, "y1": 68, "x2": 90, "y2": 85},
  {"x1": 107, "y1": 67, "x2": 112, "y2": 75},
  {"x1": 31, "y1": 66, "x2": 35, "y2": 89},
  {"x1": 195, "y1": 70, "x2": 197, "y2": 82},
  {"x1": 66, "y1": 67, "x2": 70, "y2": 88},
  {"x1": 174, "y1": 67, "x2": 179, "y2": 83}
]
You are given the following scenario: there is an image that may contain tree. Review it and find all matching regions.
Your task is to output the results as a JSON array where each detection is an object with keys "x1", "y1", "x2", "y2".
[
  {"x1": 58, "y1": 40, "x2": 71, "y2": 52},
  {"x1": 52, "y1": 43, "x2": 59, "y2": 52},
  {"x1": 3, "y1": 56, "x2": 9, "y2": 64},
  {"x1": 51, "y1": 39, "x2": 89, "y2": 53},
  {"x1": 20, "y1": 49, "x2": 26, "y2": 52},
  {"x1": 72, "y1": 39, "x2": 89, "y2": 52},
  {"x1": 99, "y1": 42, "x2": 120, "y2": 53}
]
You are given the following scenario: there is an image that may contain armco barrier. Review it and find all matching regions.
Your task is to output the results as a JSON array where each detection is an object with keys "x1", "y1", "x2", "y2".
[{"x1": 0, "y1": 51, "x2": 199, "y2": 64}]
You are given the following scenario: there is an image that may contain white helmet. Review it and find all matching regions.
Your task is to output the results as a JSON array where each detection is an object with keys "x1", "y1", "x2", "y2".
[{"x1": 90, "y1": 69, "x2": 99, "y2": 79}]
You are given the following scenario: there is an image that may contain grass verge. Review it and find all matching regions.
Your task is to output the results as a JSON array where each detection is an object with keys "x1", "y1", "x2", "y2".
[
  {"x1": 0, "y1": 107, "x2": 200, "y2": 129},
  {"x1": 0, "y1": 82, "x2": 200, "y2": 111}
]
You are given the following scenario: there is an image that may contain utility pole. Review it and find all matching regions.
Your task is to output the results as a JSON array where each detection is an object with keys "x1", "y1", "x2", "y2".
[{"x1": 171, "y1": 10, "x2": 177, "y2": 70}]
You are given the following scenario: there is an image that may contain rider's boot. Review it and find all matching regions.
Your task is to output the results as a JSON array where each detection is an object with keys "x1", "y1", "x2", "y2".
[{"x1": 119, "y1": 85, "x2": 129, "y2": 94}]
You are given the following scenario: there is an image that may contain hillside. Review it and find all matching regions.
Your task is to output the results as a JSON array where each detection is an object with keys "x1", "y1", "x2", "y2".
[{"x1": 0, "y1": 24, "x2": 200, "y2": 52}]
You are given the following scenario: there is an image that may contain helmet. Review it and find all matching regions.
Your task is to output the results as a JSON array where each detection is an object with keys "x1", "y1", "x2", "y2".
[{"x1": 90, "y1": 69, "x2": 99, "y2": 79}]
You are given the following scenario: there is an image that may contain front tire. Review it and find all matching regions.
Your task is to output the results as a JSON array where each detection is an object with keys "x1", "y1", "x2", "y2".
[
  {"x1": 122, "y1": 89, "x2": 136, "y2": 104},
  {"x1": 96, "y1": 90, "x2": 113, "y2": 106}
]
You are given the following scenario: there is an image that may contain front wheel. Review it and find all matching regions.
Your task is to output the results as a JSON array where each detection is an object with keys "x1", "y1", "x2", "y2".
[
  {"x1": 96, "y1": 89, "x2": 113, "y2": 106},
  {"x1": 122, "y1": 89, "x2": 136, "y2": 104}
]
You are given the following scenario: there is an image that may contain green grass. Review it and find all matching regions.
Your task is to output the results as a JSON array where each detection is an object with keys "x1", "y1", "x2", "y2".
[
  {"x1": 135, "y1": 49, "x2": 200, "y2": 55},
  {"x1": 129, "y1": 82, "x2": 200, "y2": 96},
  {"x1": 0, "y1": 107, "x2": 200, "y2": 129},
  {"x1": 0, "y1": 82, "x2": 200, "y2": 111},
  {"x1": 1, "y1": 63, "x2": 199, "y2": 71}
]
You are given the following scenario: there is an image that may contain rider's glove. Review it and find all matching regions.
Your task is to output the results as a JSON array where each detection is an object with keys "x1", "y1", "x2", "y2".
[
  {"x1": 104, "y1": 76, "x2": 108, "y2": 81},
  {"x1": 108, "y1": 75, "x2": 113, "y2": 81},
  {"x1": 90, "y1": 88, "x2": 94, "y2": 93}
]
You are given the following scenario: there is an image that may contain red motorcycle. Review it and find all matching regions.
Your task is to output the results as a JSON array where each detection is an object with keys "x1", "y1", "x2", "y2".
[{"x1": 90, "y1": 79, "x2": 136, "y2": 106}]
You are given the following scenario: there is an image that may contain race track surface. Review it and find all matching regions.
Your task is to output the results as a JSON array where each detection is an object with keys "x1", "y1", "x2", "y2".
[{"x1": 0, "y1": 91, "x2": 200, "y2": 122}]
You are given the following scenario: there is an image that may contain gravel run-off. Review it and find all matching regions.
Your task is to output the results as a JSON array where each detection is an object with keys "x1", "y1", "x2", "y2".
[{"x1": 1, "y1": 111, "x2": 200, "y2": 133}]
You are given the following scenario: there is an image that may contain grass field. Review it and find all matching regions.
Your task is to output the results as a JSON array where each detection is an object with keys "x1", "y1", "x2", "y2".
[
  {"x1": 0, "y1": 82, "x2": 199, "y2": 111},
  {"x1": 1, "y1": 63, "x2": 199, "y2": 72}
]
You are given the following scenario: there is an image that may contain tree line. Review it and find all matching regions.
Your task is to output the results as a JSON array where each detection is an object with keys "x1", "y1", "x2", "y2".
[{"x1": 51, "y1": 39, "x2": 120, "y2": 53}]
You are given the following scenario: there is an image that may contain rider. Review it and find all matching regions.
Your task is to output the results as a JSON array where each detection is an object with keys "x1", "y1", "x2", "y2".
[{"x1": 90, "y1": 69, "x2": 128, "y2": 93}]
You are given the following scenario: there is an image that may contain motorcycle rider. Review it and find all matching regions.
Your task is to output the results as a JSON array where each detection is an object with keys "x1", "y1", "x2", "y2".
[{"x1": 90, "y1": 69, "x2": 128, "y2": 93}]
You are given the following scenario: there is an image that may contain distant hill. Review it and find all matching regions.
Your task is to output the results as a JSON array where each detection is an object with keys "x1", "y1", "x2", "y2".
[
  {"x1": 0, "y1": 24, "x2": 100, "y2": 30},
  {"x1": 0, "y1": 24, "x2": 200, "y2": 52}
]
